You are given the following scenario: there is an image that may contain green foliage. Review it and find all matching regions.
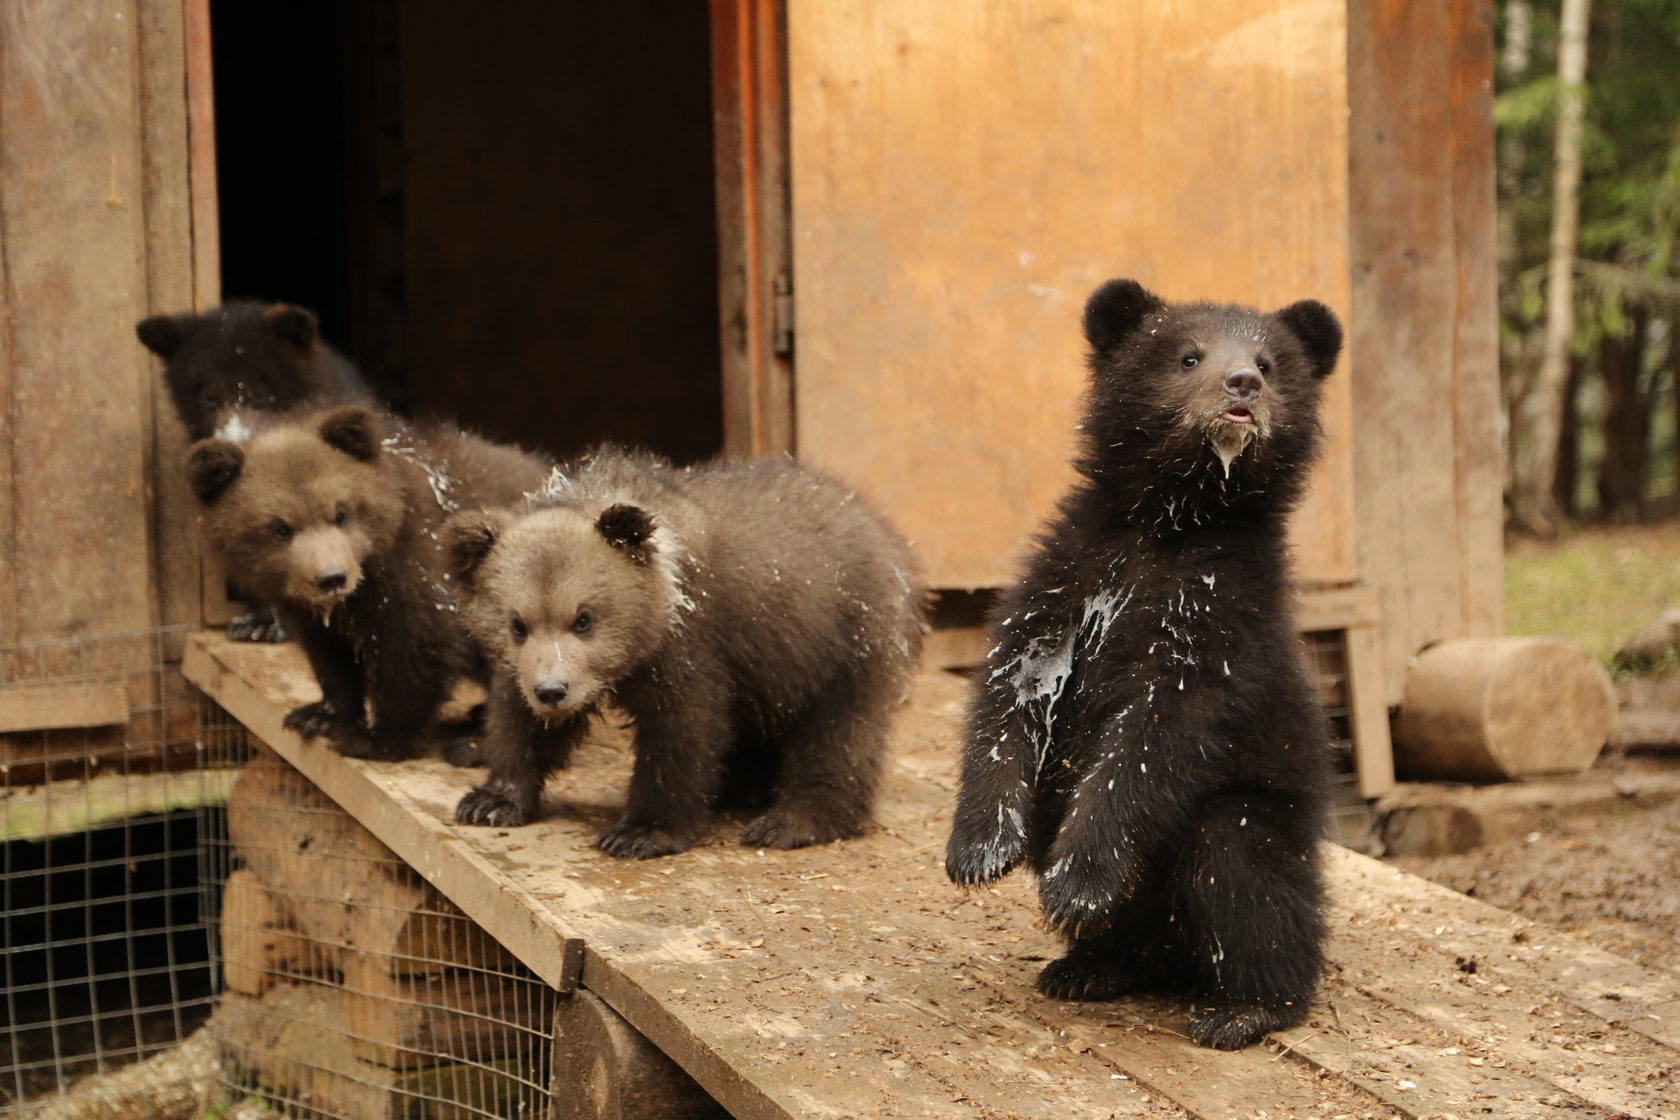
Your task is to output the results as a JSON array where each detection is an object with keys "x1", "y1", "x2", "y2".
[
  {"x1": 1498, "y1": 0, "x2": 1680, "y2": 518},
  {"x1": 1505, "y1": 520, "x2": 1680, "y2": 665}
]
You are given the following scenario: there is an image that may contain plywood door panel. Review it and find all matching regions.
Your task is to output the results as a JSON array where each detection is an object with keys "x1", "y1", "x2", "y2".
[
  {"x1": 788, "y1": 1, "x2": 1355, "y2": 589},
  {"x1": 0, "y1": 1, "x2": 158, "y2": 640}
]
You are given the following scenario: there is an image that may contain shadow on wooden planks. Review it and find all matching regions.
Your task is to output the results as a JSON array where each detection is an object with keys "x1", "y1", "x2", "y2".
[{"x1": 183, "y1": 632, "x2": 1680, "y2": 1120}]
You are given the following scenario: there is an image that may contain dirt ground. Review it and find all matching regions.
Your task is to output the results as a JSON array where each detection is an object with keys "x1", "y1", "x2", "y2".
[{"x1": 1389, "y1": 669, "x2": 1680, "y2": 975}]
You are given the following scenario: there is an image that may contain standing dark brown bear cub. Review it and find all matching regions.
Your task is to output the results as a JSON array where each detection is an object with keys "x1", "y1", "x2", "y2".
[
  {"x1": 139, "y1": 301, "x2": 376, "y2": 642},
  {"x1": 945, "y1": 279, "x2": 1340, "y2": 1051},
  {"x1": 187, "y1": 406, "x2": 550, "y2": 763},
  {"x1": 445, "y1": 449, "x2": 928, "y2": 859}
]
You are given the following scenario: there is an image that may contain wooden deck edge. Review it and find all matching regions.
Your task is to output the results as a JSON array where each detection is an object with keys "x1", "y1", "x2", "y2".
[{"x1": 181, "y1": 638, "x2": 587, "y2": 993}]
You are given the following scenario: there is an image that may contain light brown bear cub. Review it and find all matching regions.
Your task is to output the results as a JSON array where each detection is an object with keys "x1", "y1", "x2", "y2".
[
  {"x1": 446, "y1": 448, "x2": 927, "y2": 859},
  {"x1": 188, "y1": 407, "x2": 550, "y2": 763}
]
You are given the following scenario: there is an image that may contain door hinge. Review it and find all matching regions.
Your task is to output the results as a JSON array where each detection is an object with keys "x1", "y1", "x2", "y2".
[{"x1": 771, "y1": 274, "x2": 794, "y2": 358}]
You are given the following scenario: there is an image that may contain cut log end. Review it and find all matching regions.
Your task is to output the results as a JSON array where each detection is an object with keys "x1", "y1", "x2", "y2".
[{"x1": 1394, "y1": 637, "x2": 1615, "y2": 782}]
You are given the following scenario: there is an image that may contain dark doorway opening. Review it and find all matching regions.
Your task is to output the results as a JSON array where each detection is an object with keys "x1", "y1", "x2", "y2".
[{"x1": 211, "y1": 1, "x2": 724, "y2": 464}]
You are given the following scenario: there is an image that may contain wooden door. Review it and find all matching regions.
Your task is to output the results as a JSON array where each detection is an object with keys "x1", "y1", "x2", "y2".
[{"x1": 783, "y1": 1, "x2": 1356, "y2": 589}]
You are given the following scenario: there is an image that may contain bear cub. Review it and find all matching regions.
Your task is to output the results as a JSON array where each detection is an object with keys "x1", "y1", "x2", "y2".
[
  {"x1": 187, "y1": 406, "x2": 550, "y2": 763},
  {"x1": 446, "y1": 449, "x2": 927, "y2": 859},
  {"x1": 139, "y1": 301, "x2": 376, "y2": 641},
  {"x1": 945, "y1": 279, "x2": 1341, "y2": 1051}
]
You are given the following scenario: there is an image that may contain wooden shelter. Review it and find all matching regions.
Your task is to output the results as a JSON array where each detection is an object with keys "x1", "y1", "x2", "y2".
[{"x1": 0, "y1": 0, "x2": 1499, "y2": 712}]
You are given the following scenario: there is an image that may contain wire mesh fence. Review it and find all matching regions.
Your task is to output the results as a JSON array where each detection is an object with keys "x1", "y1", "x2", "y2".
[
  {"x1": 0, "y1": 626, "x2": 231, "y2": 1113},
  {"x1": 206, "y1": 738, "x2": 556, "y2": 1119}
]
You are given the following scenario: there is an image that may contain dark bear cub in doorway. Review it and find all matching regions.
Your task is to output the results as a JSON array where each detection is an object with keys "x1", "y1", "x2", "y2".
[
  {"x1": 445, "y1": 449, "x2": 928, "y2": 859},
  {"x1": 139, "y1": 301, "x2": 376, "y2": 642},
  {"x1": 945, "y1": 278, "x2": 1341, "y2": 1051},
  {"x1": 187, "y1": 406, "x2": 550, "y2": 764}
]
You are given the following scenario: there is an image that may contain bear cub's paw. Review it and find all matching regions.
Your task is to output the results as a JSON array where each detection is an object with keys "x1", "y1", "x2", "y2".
[
  {"x1": 456, "y1": 784, "x2": 536, "y2": 828},
  {"x1": 226, "y1": 608, "x2": 288, "y2": 644},
  {"x1": 944, "y1": 817, "x2": 1028, "y2": 885},
  {"x1": 1036, "y1": 952, "x2": 1138, "y2": 1003},
  {"x1": 740, "y1": 806, "x2": 858, "y2": 851},
  {"x1": 283, "y1": 700, "x2": 354, "y2": 740},
  {"x1": 595, "y1": 820, "x2": 693, "y2": 860},
  {"x1": 1186, "y1": 1002, "x2": 1298, "y2": 1051},
  {"x1": 1037, "y1": 850, "x2": 1140, "y2": 937},
  {"x1": 438, "y1": 735, "x2": 485, "y2": 768}
]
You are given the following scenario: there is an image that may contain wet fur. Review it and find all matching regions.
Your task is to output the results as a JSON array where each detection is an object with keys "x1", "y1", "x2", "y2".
[
  {"x1": 945, "y1": 279, "x2": 1341, "y2": 1051},
  {"x1": 139, "y1": 301, "x2": 376, "y2": 642},
  {"x1": 188, "y1": 407, "x2": 550, "y2": 763},
  {"x1": 448, "y1": 449, "x2": 928, "y2": 859}
]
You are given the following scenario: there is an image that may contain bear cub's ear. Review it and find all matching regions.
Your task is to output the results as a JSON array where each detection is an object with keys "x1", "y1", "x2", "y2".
[
  {"x1": 136, "y1": 313, "x2": 197, "y2": 359},
  {"x1": 1082, "y1": 278, "x2": 1165, "y2": 354},
  {"x1": 1274, "y1": 300, "x2": 1342, "y2": 380},
  {"x1": 263, "y1": 304, "x2": 319, "y2": 352},
  {"x1": 444, "y1": 510, "x2": 512, "y2": 583},
  {"x1": 318, "y1": 407, "x2": 382, "y2": 463},
  {"x1": 597, "y1": 504, "x2": 656, "y2": 564},
  {"x1": 187, "y1": 440, "x2": 245, "y2": 504}
]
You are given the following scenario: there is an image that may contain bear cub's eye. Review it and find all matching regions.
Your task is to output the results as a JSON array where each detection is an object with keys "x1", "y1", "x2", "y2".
[
  {"x1": 272, "y1": 520, "x2": 292, "y2": 542},
  {"x1": 1257, "y1": 359, "x2": 1271, "y2": 374},
  {"x1": 572, "y1": 612, "x2": 592, "y2": 635},
  {"x1": 510, "y1": 615, "x2": 528, "y2": 643},
  {"x1": 1181, "y1": 353, "x2": 1200, "y2": 369},
  {"x1": 333, "y1": 504, "x2": 349, "y2": 527}
]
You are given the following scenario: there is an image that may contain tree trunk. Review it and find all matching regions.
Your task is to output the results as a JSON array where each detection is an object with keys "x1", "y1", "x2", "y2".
[
  {"x1": 1552, "y1": 354, "x2": 1583, "y2": 518},
  {"x1": 1509, "y1": 0, "x2": 1592, "y2": 534},
  {"x1": 1596, "y1": 304, "x2": 1652, "y2": 522}
]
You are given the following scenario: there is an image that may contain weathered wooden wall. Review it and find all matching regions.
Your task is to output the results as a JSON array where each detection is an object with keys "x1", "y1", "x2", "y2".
[
  {"x1": 785, "y1": 0, "x2": 1357, "y2": 591},
  {"x1": 1347, "y1": 0, "x2": 1505, "y2": 703},
  {"x1": 0, "y1": 0, "x2": 214, "y2": 653}
]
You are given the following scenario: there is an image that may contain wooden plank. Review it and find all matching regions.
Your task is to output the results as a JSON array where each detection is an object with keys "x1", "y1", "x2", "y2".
[
  {"x1": 0, "y1": 1, "x2": 158, "y2": 641},
  {"x1": 787, "y1": 1, "x2": 1355, "y2": 590},
  {"x1": 136, "y1": 0, "x2": 204, "y2": 646},
  {"x1": 0, "y1": 683, "x2": 129, "y2": 733},
  {"x1": 185, "y1": 632, "x2": 1680, "y2": 1119},
  {"x1": 1449, "y1": 0, "x2": 1506, "y2": 642},
  {"x1": 1348, "y1": 0, "x2": 1504, "y2": 706},
  {"x1": 0, "y1": 767, "x2": 237, "y2": 842},
  {"x1": 1294, "y1": 584, "x2": 1381, "y2": 633},
  {"x1": 710, "y1": 0, "x2": 795, "y2": 458},
  {"x1": 1345, "y1": 621, "x2": 1397, "y2": 797}
]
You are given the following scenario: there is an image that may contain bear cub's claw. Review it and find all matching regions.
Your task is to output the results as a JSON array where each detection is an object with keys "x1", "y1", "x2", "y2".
[
  {"x1": 944, "y1": 834, "x2": 1027, "y2": 885},
  {"x1": 595, "y1": 820, "x2": 692, "y2": 860},
  {"x1": 455, "y1": 785, "x2": 535, "y2": 828},
  {"x1": 1186, "y1": 1002, "x2": 1298, "y2": 1051},
  {"x1": 1036, "y1": 953, "x2": 1136, "y2": 1003},
  {"x1": 1037, "y1": 851, "x2": 1139, "y2": 936},
  {"x1": 227, "y1": 610, "x2": 288, "y2": 644},
  {"x1": 740, "y1": 807, "x2": 856, "y2": 851},
  {"x1": 283, "y1": 700, "x2": 349, "y2": 740}
]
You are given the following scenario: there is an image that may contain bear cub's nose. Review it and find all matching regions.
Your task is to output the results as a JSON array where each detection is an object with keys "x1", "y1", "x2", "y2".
[
  {"x1": 316, "y1": 570, "x2": 348, "y2": 594},
  {"x1": 1223, "y1": 369, "x2": 1264, "y2": 400},
  {"x1": 533, "y1": 680, "x2": 569, "y2": 706}
]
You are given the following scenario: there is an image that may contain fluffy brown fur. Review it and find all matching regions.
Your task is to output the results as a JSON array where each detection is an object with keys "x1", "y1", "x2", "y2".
[
  {"x1": 139, "y1": 300, "x2": 375, "y2": 642},
  {"x1": 446, "y1": 448, "x2": 929, "y2": 859},
  {"x1": 187, "y1": 407, "x2": 550, "y2": 763}
]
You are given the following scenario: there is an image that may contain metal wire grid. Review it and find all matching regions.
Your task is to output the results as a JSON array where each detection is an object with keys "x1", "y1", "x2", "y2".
[
  {"x1": 0, "y1": 626, "x2": 233, "y2": 1113},
  {"x1": 206, "y1": 741, "x2": 556, "y2": 1119}
]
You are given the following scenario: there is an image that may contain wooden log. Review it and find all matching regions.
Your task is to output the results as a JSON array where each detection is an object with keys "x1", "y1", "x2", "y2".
[
  {"x1": 216, "y1": 986, "x2": 536, "y2": 1119},
  {"x1": 220, "y1": 868, "x2": 332, "y2": 996},
  {"x1": 551, "y1": 989, "x2": 726, "y2": 1120},
  {"x1": 228, "y1": 754, "x2": 513, "y2": 976},
  {"x1": 1393, "y1": 637, "x2": 1615, "y2": 780},
  {"x1": 1611, "y1": 710, "x2": 1680, "y2": 750},
  {"x1": 343, "y1": 956, "x2": 556, "y2": 1070}
]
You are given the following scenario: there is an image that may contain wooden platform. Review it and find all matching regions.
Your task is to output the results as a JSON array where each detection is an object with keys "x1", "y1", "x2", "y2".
[{"x1": 183, "y1": 633, "x2": 1680, "y2": 1120}]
